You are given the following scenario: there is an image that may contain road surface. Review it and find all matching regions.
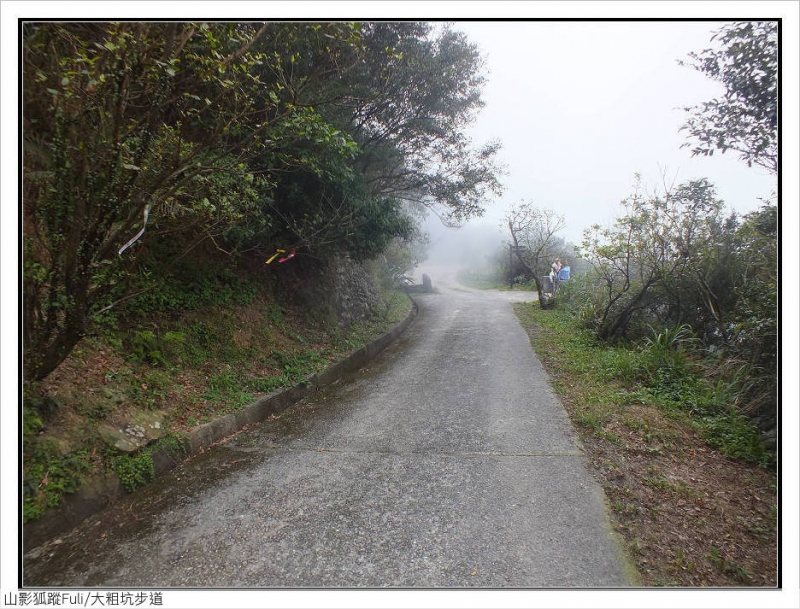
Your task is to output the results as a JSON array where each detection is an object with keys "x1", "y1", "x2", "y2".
[{"x1": 23, "y1": 267, "x2": 633, "y2": 588}]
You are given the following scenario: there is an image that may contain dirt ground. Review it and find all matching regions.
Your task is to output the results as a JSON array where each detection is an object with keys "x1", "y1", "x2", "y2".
[{"x1": 579, "y1": 403, "x2": 777, "y2": 586}]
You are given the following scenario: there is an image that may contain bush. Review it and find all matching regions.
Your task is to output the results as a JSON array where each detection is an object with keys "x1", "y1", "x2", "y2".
[
  {"x1": 699, "y1": 412, "x2": 772, "y2": 468},
  {"x1": 23, "y1": 443, "x2": 91, "y2": 522},
  {"x1": 111, "y1": 450, "x2": 155, "y2": 493}
]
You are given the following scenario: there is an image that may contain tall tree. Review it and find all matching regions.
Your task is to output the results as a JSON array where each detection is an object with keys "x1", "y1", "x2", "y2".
[
  {"x1": 317, "y1": 22, "x2": 505, "y2": 225},
  {"x1": 680, "y1": 21, "x2": 778, "y2": 174},
  {"x1": 22, "y1": 22, "x2": 357, "y2": 380},
  {"x1": 219, "y1": 22, "x2": 504, "y2": 253},
  {"x1": 23, "y1": 21, "x2": 502, "y2": 382}
]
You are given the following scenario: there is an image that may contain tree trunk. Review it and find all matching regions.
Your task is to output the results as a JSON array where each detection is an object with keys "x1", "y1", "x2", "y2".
[
  {"x1": 598, "y1": 279, "x2": 656, "y2": 342},
  {"x1": 512, "y1": 249, "x2": 550, "y2": 309}
]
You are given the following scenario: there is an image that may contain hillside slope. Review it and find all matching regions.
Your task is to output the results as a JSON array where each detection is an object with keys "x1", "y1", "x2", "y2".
[{"x1": 23, "y1": 254, "x2": 411, "y2": 529}]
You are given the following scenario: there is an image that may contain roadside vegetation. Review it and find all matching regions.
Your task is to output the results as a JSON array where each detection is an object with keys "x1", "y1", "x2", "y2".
[
  {"x1": 514, "y1": 303, "x2": 776, "y2": 586},
  {"x1": 23, "y1": 247, "x2": 413, "y2": 522}
]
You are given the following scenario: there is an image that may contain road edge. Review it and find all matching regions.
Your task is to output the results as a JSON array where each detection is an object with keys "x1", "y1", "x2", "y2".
[{"x1": 23, "y1": 295, "x2": 420, "y2": 552}]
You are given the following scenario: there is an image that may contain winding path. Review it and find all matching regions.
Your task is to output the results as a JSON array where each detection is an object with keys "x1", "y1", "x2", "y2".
[{"x1": 23, "y1": 266, "x2": 633, "y2": 588}]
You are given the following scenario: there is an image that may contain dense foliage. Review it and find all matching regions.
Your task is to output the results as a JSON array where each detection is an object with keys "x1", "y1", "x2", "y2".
[
  {"x1": 23, "y1": 21, "x2": 502, "y2": 381},
  {"x1": 562, "y1": 21, "x2": 780, "y2": 428},
  {"x1": 578, "y1": 176, "x2": 727, "y2": 343},
  {"x1": 567, "y1": 175, "x2": 776, "y2": 425}
]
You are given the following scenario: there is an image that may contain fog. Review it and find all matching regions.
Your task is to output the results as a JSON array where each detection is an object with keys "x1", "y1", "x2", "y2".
[
  {"x1": 453, "y1": 20, "x2": 780, "y2": 247},
  {"x1": 421, "y1": 214, "x2": 508, "y2": 270}
]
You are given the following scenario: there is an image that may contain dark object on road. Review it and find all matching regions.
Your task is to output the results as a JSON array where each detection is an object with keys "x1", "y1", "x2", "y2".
[{"x1": 407, "y1": 274, "x2": 434, "y2": 294}]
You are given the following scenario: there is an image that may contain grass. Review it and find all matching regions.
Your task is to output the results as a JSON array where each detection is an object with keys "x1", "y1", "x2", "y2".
[
  {"x1": 513, "y1": 302, "x2": 777, "y2": 587},
  {"x1": 456, "y1": 267, "x2": 507, "y2": 290},
  {"x1": 515, "y1": 304, "x2": 771, "y2": 467}
]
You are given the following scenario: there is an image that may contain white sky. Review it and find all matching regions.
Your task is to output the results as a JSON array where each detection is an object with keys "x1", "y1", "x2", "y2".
[
  {"x1": 449, "y1": 20, "x2": 779, "y2": 246},
  {"x1": 2, "y1": 3, "x2": 798, "y2": 608}
]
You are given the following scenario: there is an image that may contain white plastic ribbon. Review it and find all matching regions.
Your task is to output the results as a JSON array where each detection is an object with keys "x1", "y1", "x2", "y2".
[{"x1": 118, "y1": 202, "x2": 152, "y2": 255}]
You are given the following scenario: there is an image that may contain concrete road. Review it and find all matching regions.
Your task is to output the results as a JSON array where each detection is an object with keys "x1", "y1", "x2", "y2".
[{"x1": 23, "y1": 267, "x2": 634, "y2": 588}]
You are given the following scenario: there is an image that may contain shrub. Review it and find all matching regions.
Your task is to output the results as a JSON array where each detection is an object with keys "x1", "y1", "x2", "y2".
[
  {"x1": 111, "y1": 450, "x2": 155, "y2": 493},
  {"x1": 23, "y1": 443, "x2": 91, "y2": 522}
]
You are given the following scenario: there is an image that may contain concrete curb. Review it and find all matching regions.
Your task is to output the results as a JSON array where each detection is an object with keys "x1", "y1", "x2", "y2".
[{"x1": 23, "y1": 296, "x2": 419, "y2": 552}]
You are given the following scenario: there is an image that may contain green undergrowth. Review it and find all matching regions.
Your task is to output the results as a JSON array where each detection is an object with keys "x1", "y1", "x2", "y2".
[
  {"x1": 110, "y1": 434, "x2": 189, "y2": 493},
  {"x1": 513, "y1": 303, "x2": 773, "y2": 469},
  {"x1": 457, "y1": 267, "x2": 542, "y2": 293},
  {"x1": 457, "y1": 267, "x2": 507, "y2": 290},
  {"x1": 23, "y1": 275, "x2": 412, "y2": 523}
]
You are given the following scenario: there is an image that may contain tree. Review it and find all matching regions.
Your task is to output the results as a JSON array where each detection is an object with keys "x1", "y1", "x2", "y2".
[
  {"x1": 23, "y1": 21, "x2": 502, "y2": 382},
  {"x1": 214, "y1": 22, "x2": 504, "y2": 254},
  {"x1": 22, "y1": 22, "x2": 359, "y2": 380},
  {"x1": 319, "y1": 22, "x2": 505, "y2": 225},
  {"x1": 579, "y1": 176, "x2": 726, "y2": 342},
  {"x1": 680, "y1": 21, "x2": 778, "y2": 174},
  {"x1": 505, "y1": 202, "x2": 565, "y2": 308},
  {"x1": 576, "y1": 176, "x2": 776, "y2": 423}
]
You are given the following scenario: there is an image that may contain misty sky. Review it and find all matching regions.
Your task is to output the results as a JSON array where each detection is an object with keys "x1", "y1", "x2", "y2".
[{"x1": 429, "y1": 19, "x2": 778, "y2": 252}]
